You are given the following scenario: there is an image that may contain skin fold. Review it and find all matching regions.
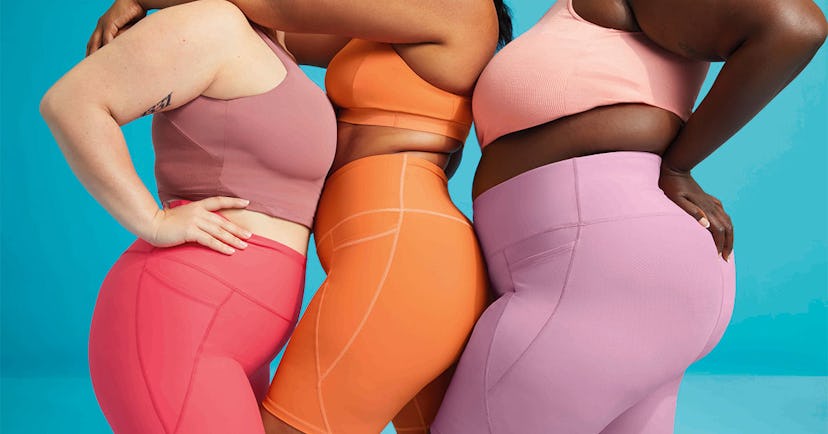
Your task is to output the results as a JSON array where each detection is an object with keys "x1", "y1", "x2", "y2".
[
  {"x1": 82, "y1": 0, "x2": 826, "y2": 432},
  {"x1": 44, "y1": 0, "x2": 317, "y2": 256},
  {"x1": 87, "y1": 0, "x2": 505, "y2": 433},
  {"x1": 474, "y1": 0, "x2": 827, "y2": 260},
  {"x1": 89, "y1": 0, "x2": 501, "y2": 176}
]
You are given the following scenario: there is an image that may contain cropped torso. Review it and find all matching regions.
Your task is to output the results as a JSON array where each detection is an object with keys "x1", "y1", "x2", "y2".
[
  {"x1": 471, "y1": 0, "x2": 710, "y2": 197},
  {"x1": 152, "y1": 27, "x2": 337, "y2": 231},
  {"x1": 324, "y1": 39, "x2": 474, "y2": 171}
]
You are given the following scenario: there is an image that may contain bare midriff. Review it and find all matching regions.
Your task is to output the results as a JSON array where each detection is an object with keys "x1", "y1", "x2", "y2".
[
  {"x1": 329, "y1": 122, "x2": 464, "y2": 174},
  {"x1": 472, "y1": 103, "x2": 684, "y2": 199},
  {"x1": 218, "y1": 209, "x2": 311, "y2": 255}
]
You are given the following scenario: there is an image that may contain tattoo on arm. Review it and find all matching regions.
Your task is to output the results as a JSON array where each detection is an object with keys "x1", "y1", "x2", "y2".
[{"x1": 141, "y1": 92, "x2": 172, "y2": 116}]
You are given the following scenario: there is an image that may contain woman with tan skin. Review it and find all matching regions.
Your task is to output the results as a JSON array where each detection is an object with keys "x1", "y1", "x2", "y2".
[
  {"x1": 431, "y1": 0, "x2": 827, "y2": 433},
  {"x1": 42, "y1": 1, "x2": 339, "y2": 432},
  {"x1": 89, "y1": 0, "x2": 513, "y2": 433}
]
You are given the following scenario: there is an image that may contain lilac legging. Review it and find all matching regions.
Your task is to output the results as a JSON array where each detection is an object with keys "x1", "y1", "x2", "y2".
[{"x1": 433, "y1": 152, "x2": 735, "y2": 434}]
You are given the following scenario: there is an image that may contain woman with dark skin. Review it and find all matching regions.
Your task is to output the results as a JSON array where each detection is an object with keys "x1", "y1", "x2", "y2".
[
  {"x1": 89, "y1": 0, "x2": 513, "y2": 433},
  {"x1": 473, "y1": 0, "x2": 826, "y2": 253},
  {"x1": 431, "y1": 0, "x2": 827, "y2": 433}
]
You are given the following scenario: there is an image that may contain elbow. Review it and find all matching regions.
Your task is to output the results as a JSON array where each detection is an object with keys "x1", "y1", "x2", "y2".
[
  {"x1": 808, "y1": 10, "x2": 828, "y2": 49},
  {"x1": 39, "y1": 87, "x2": 61, "y2": 125},
  {"x1": 771, "y1": 2, "x2": 828, "y2": 54}
]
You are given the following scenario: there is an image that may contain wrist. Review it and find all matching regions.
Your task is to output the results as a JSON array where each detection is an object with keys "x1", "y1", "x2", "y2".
[
  {"x1": 659, "y1": 163, "x2": 691, "y2": 177},
  {"x1": 130, "y1": 0, "x2": 149, "y2": 11},
  {"x1": 133, "y1": 207, "x2": 164, "y2": 241}
]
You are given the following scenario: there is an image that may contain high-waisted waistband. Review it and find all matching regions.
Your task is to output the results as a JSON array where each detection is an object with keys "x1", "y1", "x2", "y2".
[
  {"x1": 164, "y1": 199, "x2": 306, "y2": 263},
  {"x1": 473, "y1": 151, "x2": 687, "y2": 261},
  {"x1": 314, "y1": 153, "x2": 468, "y2": 242}
]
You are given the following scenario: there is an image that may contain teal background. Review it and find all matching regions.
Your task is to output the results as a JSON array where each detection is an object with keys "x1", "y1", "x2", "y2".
[{"x1": 1, "y1": 0, "x2": 826, "y2": 433}]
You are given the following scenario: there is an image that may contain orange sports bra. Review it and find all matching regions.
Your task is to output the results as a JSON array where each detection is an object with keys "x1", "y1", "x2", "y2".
[{"x1": 324, "y1": 39, "x2": 473, "y2": 142}]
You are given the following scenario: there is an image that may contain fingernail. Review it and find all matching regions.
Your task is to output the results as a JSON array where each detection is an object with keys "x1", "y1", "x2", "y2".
[
  {"x1": 240, "y1": 241, "x2": 248, "y2": 248},
  {"x1": 242, "y1": 199, "x2": 250, "y2": 205},
  {"x1": 227, "y1": 248, "x2": 236, "y2": 254},
  {"x1": 699, "y1": 217, "x2": 710, "y2": 228},
  {"x1": 244, "y1": 231, "x2": 253, "y2": 238}
]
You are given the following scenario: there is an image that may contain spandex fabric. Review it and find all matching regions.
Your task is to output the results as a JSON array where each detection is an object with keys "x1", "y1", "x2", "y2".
[
  {"x1": 262, "y1": 153, "x2": 488, "y2": 433},
  {"x1": 325, "y1": 39, "x2": 473, "y2": 141},
  {"x1": 433, "y1": 152, "x2": 735, "y2": 434},
  {"x1": 152, "y1": 26, "x2": 336, "y2": 227},
  {"x1": 472, "y1": 0, "x2": 710, "y2": 147},
  {"x1": 88, "y1": 201, "x2": 306, "y2": 434}
]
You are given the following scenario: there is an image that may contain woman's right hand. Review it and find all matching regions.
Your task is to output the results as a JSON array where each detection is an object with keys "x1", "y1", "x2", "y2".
[
  {"x1": 144, "y1": 197, "x2": 254, "y2": 255},
  {"x1": 87, "y1": 0, "x2": 146, "y2": 56}
]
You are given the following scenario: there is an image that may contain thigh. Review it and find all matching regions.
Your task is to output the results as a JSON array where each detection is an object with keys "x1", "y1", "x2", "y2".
[
  {"x1": 264, "y1": 215, "x2": 487, "y2": 433},
  {"x1": 91, "y1": 247, "x2": 296, "y2": 434},
  {"x1": 600, "y1": 377, "x2": 683, "y2": 434},
  {"x1": 392, "y1": 367, "x2": 454, "y2": 433},
  {"x1": 485, "y1": 217, "x2": 729, "y2": 433},
  {"x1": 89, "y1": 252, "x2": 167, "y2": 434},
  {"x1": 175, "y1": 356, "x2": 267, "y2": 434},
  {"x1": 90, "y1": 252, "x2": 227, "y2": 434}
]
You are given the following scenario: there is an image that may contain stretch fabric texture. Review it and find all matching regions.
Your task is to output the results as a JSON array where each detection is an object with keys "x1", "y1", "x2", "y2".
[
  {"x1": 433, "y1": 152, "x2": 735, "y2": 434},
  {"x1": 263, "y1": 153, "x2": 489, "y2": 433},
  {"x1": 89, "y1": 202, "x2": 306, "y2": 434}
]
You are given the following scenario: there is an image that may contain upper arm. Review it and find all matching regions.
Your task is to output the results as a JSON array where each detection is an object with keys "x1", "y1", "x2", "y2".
[
  {"x1": 284, "y1": 33, "x2": 351, "y2": 67},
  {"x1": 628, "y1": 0, "x2": 828, "y2": 61},
  {"x1": 229, "y1": 0, "x2": 494, "y2": 47},
  {"x1": 232, "y1": 0, "x2": 499, "y2": 93},
  {"x1": 43, "y1": 0, "x2": 246, "y2": 125}
]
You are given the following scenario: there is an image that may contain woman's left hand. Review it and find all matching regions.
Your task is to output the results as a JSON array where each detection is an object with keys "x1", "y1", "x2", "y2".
[
  {"x1": 87, "y1": 0, "x2": 146, "y2": 56},
  {"x1": 659, "y1": 165, "x2": 734, "y2": 261}
]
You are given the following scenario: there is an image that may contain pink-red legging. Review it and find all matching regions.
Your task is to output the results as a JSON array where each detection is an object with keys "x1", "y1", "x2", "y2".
[
  {"x1": 434, "y1": 152, "x2": 736, "y2": 434},
  {"x1": 88, "y1": 232, "x2": 305, "y2": 434}
]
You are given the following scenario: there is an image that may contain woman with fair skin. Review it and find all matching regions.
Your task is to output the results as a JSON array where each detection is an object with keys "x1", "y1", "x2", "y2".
[
  {"x1": 42, "y1": 1, "x2": 338, "y2": 432},
  {"x1": 89, "y1": 0, "x2": 513, "y2": 433},
  {"x1": 433, "y1": 0, "x2": 827, "y2": 432}
]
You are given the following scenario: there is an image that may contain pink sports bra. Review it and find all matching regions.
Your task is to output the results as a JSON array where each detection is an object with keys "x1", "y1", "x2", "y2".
[
  {"x1": 473, "y1": 0, "x2": 710, "y2": 148},
  {"x1": 152, "y1": 27, "x2": 336, "y2": 228}
]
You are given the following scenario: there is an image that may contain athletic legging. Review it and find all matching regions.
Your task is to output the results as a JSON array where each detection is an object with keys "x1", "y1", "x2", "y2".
[
  {"x1": 262, "y1": 153, "x2": 488, "y2": 433},
  {"x1": 88, "y1": 220, "x2": 306, "y2": 434},
  {"x1": 433, "y1": 151, "x2": 736, "y2": 434}
]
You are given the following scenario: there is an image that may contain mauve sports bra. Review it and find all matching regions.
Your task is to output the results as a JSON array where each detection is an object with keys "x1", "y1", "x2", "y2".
[
  {"x1": 473, "y1": 0, "x2": 710, "y2": 148},
  {"x1": 152, "y1": 27, "x2": 336, "y2": 228}
]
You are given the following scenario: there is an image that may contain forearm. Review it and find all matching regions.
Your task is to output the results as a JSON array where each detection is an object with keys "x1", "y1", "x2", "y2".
[
  {"x1": 137, "y1": 0, "x2": 195, "y2": 10},
  {"x1": 41, "y1": 95, "x2": 160, "y2": 239},
  {"x1": 663, "y1": 14, "x2": 827, "y2": 172}
]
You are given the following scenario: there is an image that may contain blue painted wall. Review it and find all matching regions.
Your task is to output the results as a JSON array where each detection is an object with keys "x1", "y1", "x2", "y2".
[{"x1": 2, "y1": 0, "x2": 826, "y2": 385}]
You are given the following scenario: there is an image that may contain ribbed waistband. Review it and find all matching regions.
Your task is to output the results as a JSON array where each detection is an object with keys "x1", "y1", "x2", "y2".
[{"x1": 472, "y1": 151, "x2": 686, "y2": 257}]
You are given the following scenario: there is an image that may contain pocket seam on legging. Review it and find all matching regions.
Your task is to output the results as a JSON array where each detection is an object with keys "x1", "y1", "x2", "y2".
[
  {"x1": 486, "y1": 232, "x2": 580, "y2": 393},
  {"x1": 143, "y1": 262, "x2": 230, "y2": 308},
  {"x1": 505, "y1": 241, "x2": 576, "y2": 271},
  {"x1": 134, "y1": 267, "x2": 224, "y2": 434}
]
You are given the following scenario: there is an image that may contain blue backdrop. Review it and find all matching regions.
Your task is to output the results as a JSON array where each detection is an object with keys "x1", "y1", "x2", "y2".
[{"x1": 1, "y1": 0, "x2": 826, "y2": 433}]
